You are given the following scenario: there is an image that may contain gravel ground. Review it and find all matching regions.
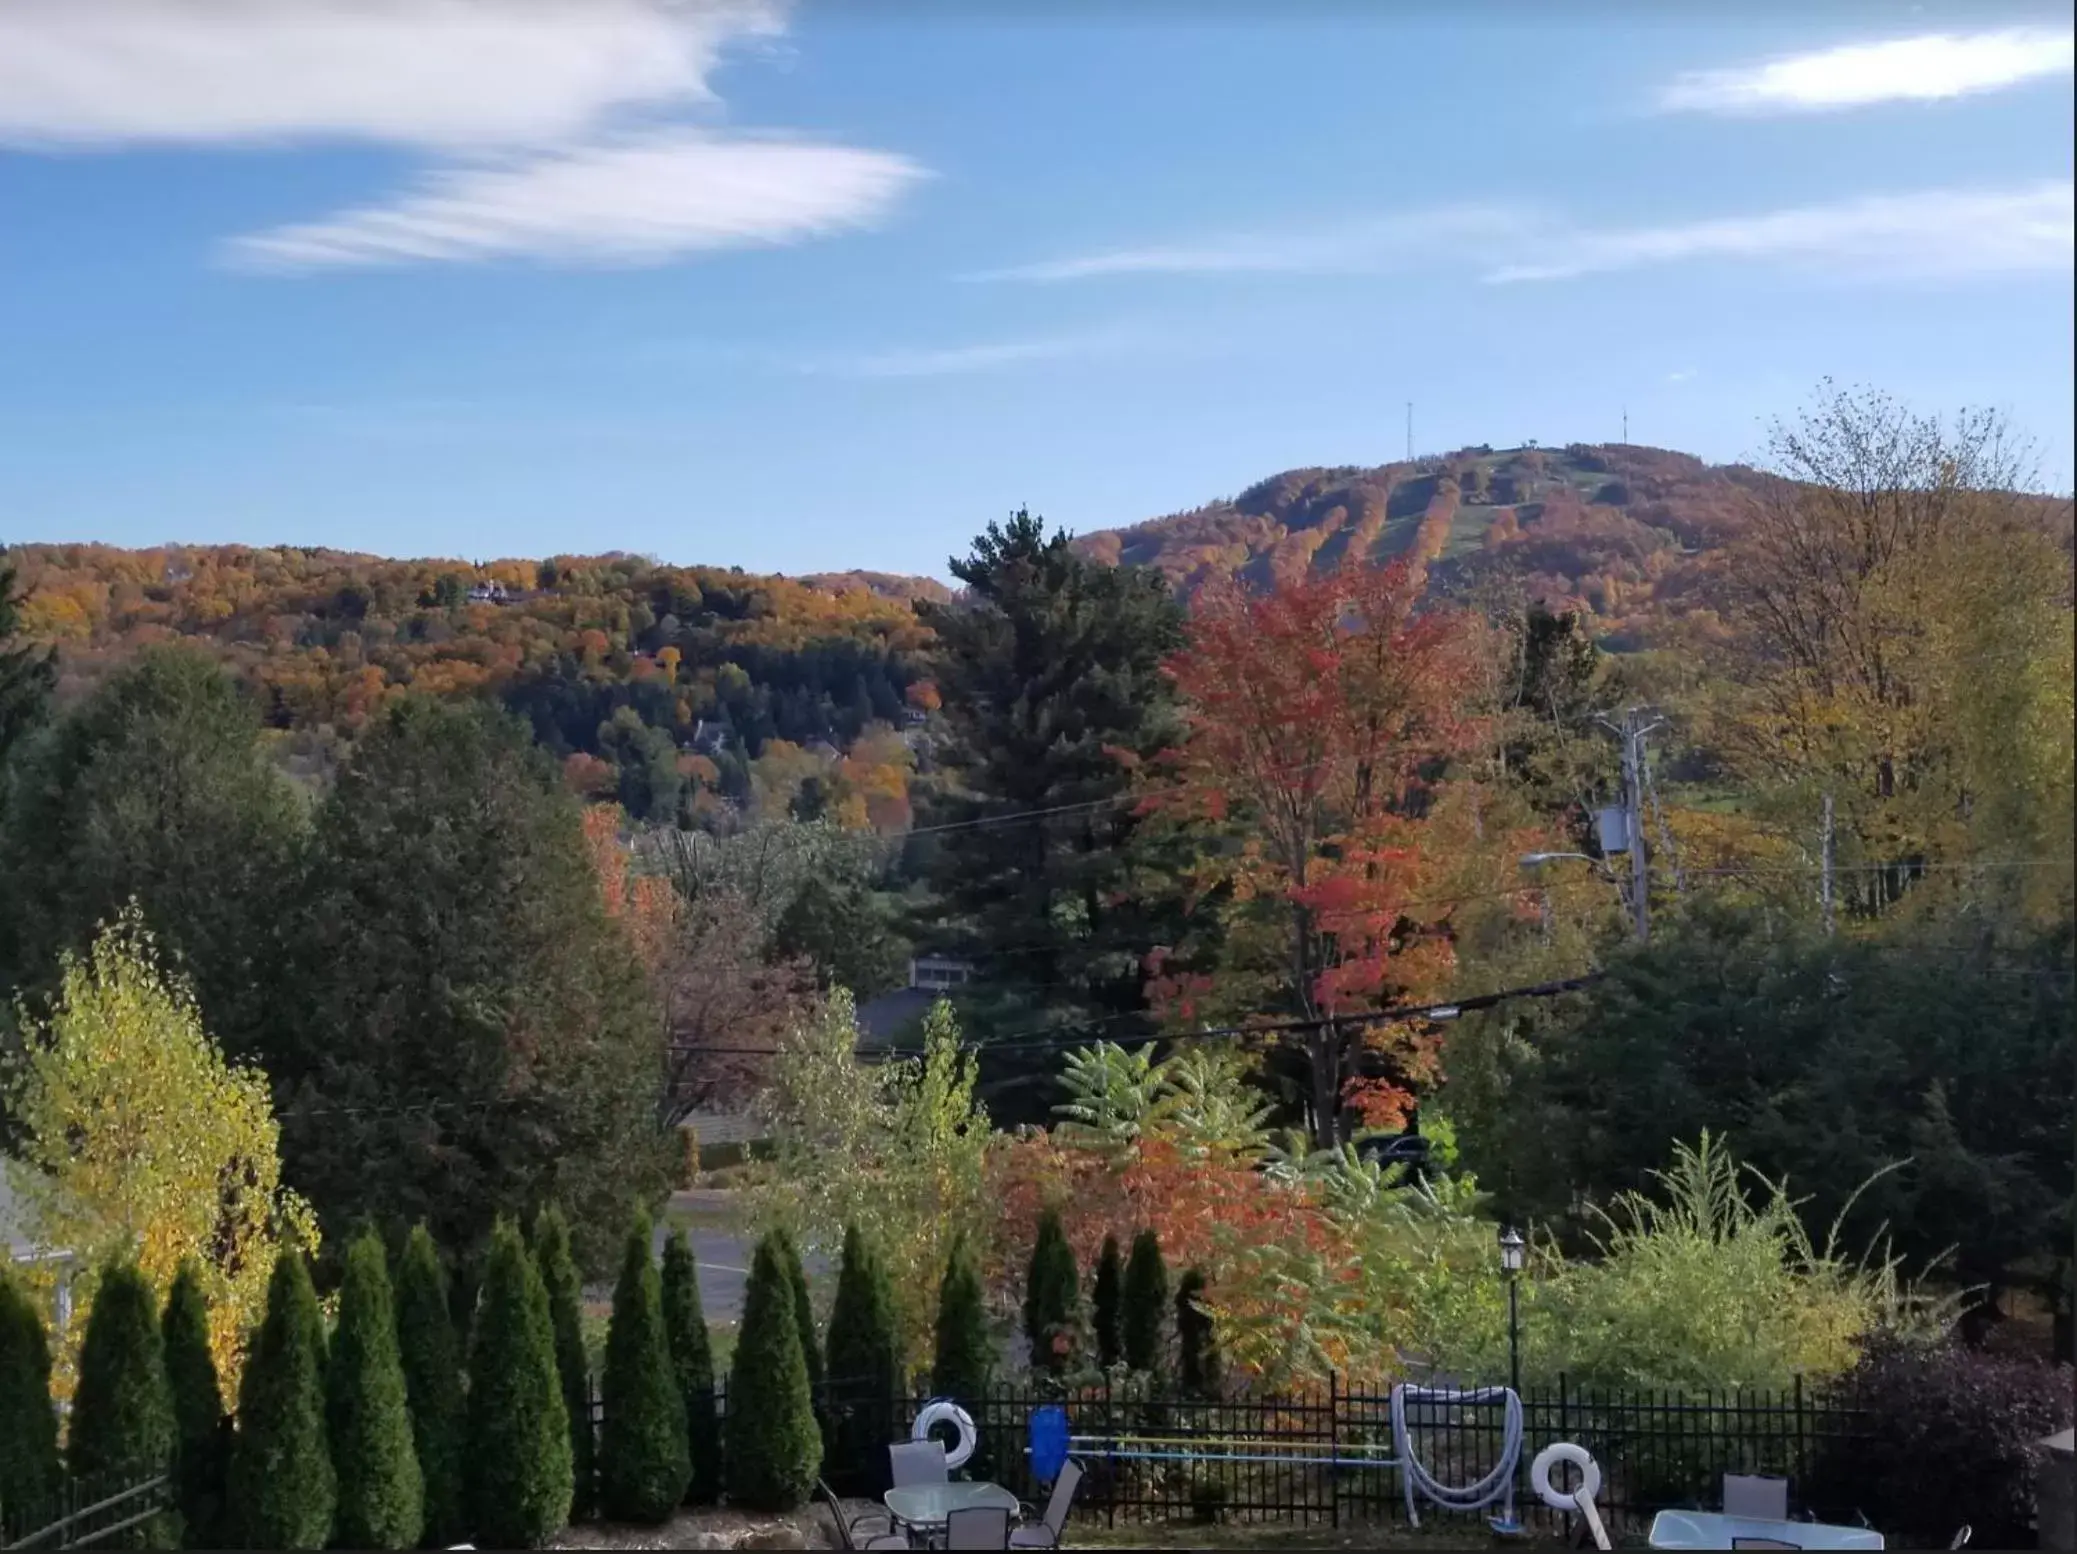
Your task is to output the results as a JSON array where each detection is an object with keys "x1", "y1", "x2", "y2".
[{"x1": 550, "y1": 1497, "x2": 879, "y2": 1549}]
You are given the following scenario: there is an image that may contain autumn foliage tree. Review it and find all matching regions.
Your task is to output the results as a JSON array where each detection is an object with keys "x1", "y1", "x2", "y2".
[{"x1": 1150, "y1": 560, "x2": 1482, "y2": 1142}]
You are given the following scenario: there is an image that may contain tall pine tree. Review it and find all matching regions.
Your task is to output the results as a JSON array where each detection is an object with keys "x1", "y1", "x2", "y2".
[
  {"x1": 69, "y1": 1262, "x2": 176, "y2": 1548},
  {"x1": 931, "y1": 1235, "x2": 991, "y2": 1404},
  {"x1": 230, "y1": 1248, "x2": 334, "y2": 1551},
  {"x1": 0, "y1": 1266, "x2": 61, "y2": 1537},
  {"x1": 1122, "y1": 1230, "x2": 1169, "y2": 1377},
  {"x1": 530, "y1": 1207, "x2": 596, "y2": 1521},
  {"x1": 658, "y1": 1229, "x2": 719, "y2": 1506},
  {"x1": 822, "y1": 1225, "x2": 900, "y2": 1495},
  {"x1": 394, "y1": 1225, "x2": 465, "y2": 1549},
  {"x1": 598, "y1": 1215, "x2": 689, "y2": 1523},
  {"x1": 916, "y1": 512, "x2": 1186, "y2": 1122},
  {"x1": 1175, "y1": 1267, "x2": 1220, "y2": 1398},
  {"x1": 160, "y1": 1261, "x2": 227, "y2": 1552},
  {"x1": 465, "y1": 1220, "x2": 571, "y2": 1549},
  {"x1": 770, "y1": 1227, "x2": 823, "y2": 1403},
  {"x1": 327, "y1": 1231, "x2": 423, "y2": 1550},
  {"x1": 0, "y1": 546, "x2": 54, "y2": 768}
]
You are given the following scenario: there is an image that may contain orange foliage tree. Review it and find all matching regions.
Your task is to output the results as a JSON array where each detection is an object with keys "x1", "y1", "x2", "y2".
[{"x1": 1148, "y1": 560, "x2": 1483, "y2": 1143}]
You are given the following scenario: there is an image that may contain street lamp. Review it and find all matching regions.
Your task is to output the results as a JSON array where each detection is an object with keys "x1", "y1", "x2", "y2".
[{"x1": 1498, "y1": 1226, "x2": 1526, "y2": 1395}]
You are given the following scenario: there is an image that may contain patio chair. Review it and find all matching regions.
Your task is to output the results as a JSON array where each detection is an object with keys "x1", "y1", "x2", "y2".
[
  {"x1": 817, "y1": 1478, "x2": 911, "y2": 1551},
  {"x1": 945, "y1": 1506, "x2": 1013, "y2": 1550},
  {"x1": 1723, "y1": 1475, "x2": 1790, "y2": 1520},
  {"x1": 1010, "y1": 1458, "x2": 1083, "y2": 1548},
  {"x1": 890, "y1": 1439, "x2": 950, "y2": 1488}
]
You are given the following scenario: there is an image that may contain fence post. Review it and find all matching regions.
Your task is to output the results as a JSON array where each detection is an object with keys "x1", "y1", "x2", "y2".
[
  {"x1": 1329, "y1": 1370, "x2": 1340, "y2": 1529},
  {"x1": 1104, "y1": 1371, "x2": 1116, "y2": 1532},
  {"x1": 1793, "y1": 1374, "x2": 1806, "y2": 1504}
]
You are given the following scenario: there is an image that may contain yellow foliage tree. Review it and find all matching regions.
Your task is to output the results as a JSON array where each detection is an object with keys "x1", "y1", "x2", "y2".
[{"x1": 4, "y1": 907, "x2": 319, "y2": 1402}]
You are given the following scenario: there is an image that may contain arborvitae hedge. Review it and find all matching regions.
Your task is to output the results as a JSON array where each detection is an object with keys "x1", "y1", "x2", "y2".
[
  {"x1": 0, "y1": 1267, "x2": 61, "y2": 1538},
  {"x1": 69, "y1": 1263, "x2": 175, "y2": 1548},
  {"x1": 230, "y1": 1248, "x2": 335, "y2": 1550},
  {"x1": 771, "y1": 1228, "x2": 823, "y2": 1400},
  {"x1": 327, "y1": 1231, "x2": 424, "y2": 1550},
  {"x1": 531, "y1": 1207, "x2": 595, "y2": 1521},
  {"x1": 823, "y1": 1225, "x2": 900, "y2": 1496},
  {"x1": 931, "y1": 1235, "x2": 990, "y2": 1404},
  {"x1": 725, "y1": 1233, "x2": 821, "y2": 1512},
  {"x1": 1175, "y1": 1267, "x2": 1219, "y2": 1397},
  {"x1": 160, "y1": 1260, "x2": 227, "y2": 1551},
  {"x1": 1122, "y1": 1229, "x2": 1168, "y2": 1377},
  {"x1": 464, "y1": 1220, "x2": 572, "y2": 1549},
  {"x1": 658, "y1": 1228, "x2": 719, "y2": 1505},
  {"x1": 1023, "y1": 1209, "x2": 1079, "y2": 1374},
  {"x1": 394, "y1": 1225, "x2": 465, "y2": 1549},
  {"x1": 599, "y1": 1215, "x2": 689, "y2": 1523},
  {"x1": 1090, "y1": 1234, "x2": 1123, "y2": 1371}
]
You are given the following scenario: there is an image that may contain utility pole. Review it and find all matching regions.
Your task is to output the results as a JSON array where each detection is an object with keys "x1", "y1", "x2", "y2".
[
  {"x1": 1621, "y1": 406, "x2": 1628, "y2": 444},
  {"x1": 1598, "y1": 708, "x2": 1662, "y2": 943},
  {"x1": 1820, "y1": 792, "x2": 1836, "y2": 935}
]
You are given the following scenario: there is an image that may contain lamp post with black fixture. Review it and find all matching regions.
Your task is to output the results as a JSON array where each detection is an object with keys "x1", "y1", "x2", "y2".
[{"x1": 1499, "y1": 1225, "x2": 1525, "y2": 1395}]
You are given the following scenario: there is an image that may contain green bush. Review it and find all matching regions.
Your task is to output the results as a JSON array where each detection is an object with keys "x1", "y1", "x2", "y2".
[
  {"x1": 770, "y1": 1227, "x2": 823, "y2": 1399},
  {"x1": 327, "y1": 1231, "x2": 424, "y2": 1550},
  {"x1": 160, "y1": 1260, "x2": 227, "y2": 1551},
  {"x1": 70, "y1": 1261, "x2": 177, "y2": 1549},
  {"x1": 0, "y1": 1266, "x2": 61, "y2": 1538},
  {"x1": 465, "y1": 1219, "x2": 572, "y2": 1548},
  {"x1": 659, "y1": 1229, "x2": 720, "y2": 1505},
  {"x1": 230, "y1": 1248, "x2": 334, "y2": 1551},
  {"x1": 531, "y1": 1207, "x2": 595, "y2": 1520},
  {"x1": 599, "y1": 1215, "x2": 689, "y2": 1523},
  {"x1": 823, "y1": 1225, "x2": 900, "y2": 1495},
  {"x1": 932, "y1": 1235, "x2": 990, "y2": 1403},
  {"x1": 1122, "y1": 1230, "x2": 1168, "y2": 1377},
  {"x1": 1023, "y1": 1209, "x2": 1079, "y2": 1374},
  {"x1": 726, "y1": 1233, "x2": 821, "y2": 1512},
  {"x1": 1175, "y1": 1267, "x2": 1219, "y2": 1397},
  {"x1": 1090, "y1": 1234, "x2": 1123, "y2": 1371},
  {"x1": 394, "y1": 1225, "x2": 465, "y2": 1548}
]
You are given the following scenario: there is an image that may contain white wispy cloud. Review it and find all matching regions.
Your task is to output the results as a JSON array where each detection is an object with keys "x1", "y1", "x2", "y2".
[
  {"x1": 1666, "y1": 369, "x2": 1699, "y2": 384},
  {"x1": 0, "y1": 0, "x2": 925, "y2": 271},
  {"x1": 0, "y1": 0, "x2": 785, "y2": 149},
  {"x1": 799, "y1": 326, "x2": 1141, "y2": 379},
  {"x1": 1484, "y1": 183, "x2": 2074, "y2": 284},
  {"x1": 964, "y1": 206, "x2": 1533, "y2": 283},
  {"x1": 224, "y1": 131, "x2": 926, "y2": 270},
  {"x1": 1660, "y1": 28, "x2": 2074, "y2": 115}
]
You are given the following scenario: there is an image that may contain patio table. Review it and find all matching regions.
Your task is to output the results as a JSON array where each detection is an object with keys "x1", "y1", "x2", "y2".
[
  {"x1": 883, "y1": 1481, "x2": 1022, "y2": 1544},
  {"x1": 1648, "y1": 1510, "x2": 1884, "y2": 1550}
]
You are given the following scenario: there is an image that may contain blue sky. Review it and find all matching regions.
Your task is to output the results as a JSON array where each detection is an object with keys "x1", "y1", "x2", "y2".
[{"x1": 1, "y1": 3, "x2": 2070, "y2": 580}]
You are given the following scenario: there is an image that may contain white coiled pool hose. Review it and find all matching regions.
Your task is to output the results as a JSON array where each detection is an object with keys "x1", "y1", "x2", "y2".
[{"x1": 1389, "y1": 1384, "x2": 1523, "y2": 1528}]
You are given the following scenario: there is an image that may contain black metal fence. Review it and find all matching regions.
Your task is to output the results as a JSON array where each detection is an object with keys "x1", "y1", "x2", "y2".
[
  {"x1": 1, "y1": 1469, "x2": 172, "y2": 1551},
  {"x1": 590, "y1": 1372, "x2": 1880, "y2": 1539}
]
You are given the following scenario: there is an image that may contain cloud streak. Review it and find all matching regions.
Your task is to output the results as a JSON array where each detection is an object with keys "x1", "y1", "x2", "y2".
[
  {"x1": 224, "y1": 131, "x2": 926, "y2": 270},
  {"x1": 964, "y1": 206, "x2": 1532, "y2": 283},
  {"x1": 1659, "y1": 28, "x2": 2074, "y2": 115},
  {"x1": 1484, "y1": 182, "x2": 2074, "y2": 284},
  {"x1": 799, "y1": 326, "x2": 1143, "y2": 379}
]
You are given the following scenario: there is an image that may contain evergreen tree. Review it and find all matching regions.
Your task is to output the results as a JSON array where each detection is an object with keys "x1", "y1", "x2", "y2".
[
  {"x1": 916, "y1": 512, "x2": 1187, "y2": 1124},
  {"x1": 283, "y1": 698, "x2": 666, "y2": 1269},
  {"x1": 0, "y1": 547, "x2": 55, "y2": 768},
  {"x1": 658, "y1": 1229, "x2": 719, "y2": 1506},
  {"x1": 0, "y1": 1266, "x2": 61, "y2": 1537},
  {"x1": 394, "y1": 1226, "x2": 465, "y2": 1549},
  {"x1": 230, "y1": 1248, "x2": 334, "y2": 1551},
  {"x1": 931, "y1": 1235, "x2": 991, "y2": 1404},
  {"x1": 770, "y1": 1227, "x2": 823, "y2": 1401},
  {"x1": 822, "y1": 1225, "x2": 900, "y2": 1495},
  {"x1": 1175, "y1": 1268, "x2": 1220, "y2": 1398},
  {"x1": 1090, "y1": 1234, "x2": 1124, "y2": 1371},
  {"x1": 599, "y1": 1215, "x2": 689, "y2": 1523},
  {"x1": 531, "y1": 1206, "x2": 595, "y2": 1521},
  {"x1": 70, "y1": 1262, "x2": 176, "y2": 1548},
  {"x1": 327, "y1": 1231, "x2": 424, "y2": 1550},
  {"x1": 726, "y1": 1233, "x2": 821, "y2": 1512},
  {"x1": 1122, "y1": 1230, "x2": 1169, "y2": 1377},
  {"x1": 465, "y1": 1220, "x2": 572, "y2": 1549},
  {"x1": 1022, "y1": 1209, "x2": 1080, "y2": 1374},
  {"x1": 160, "y1": 1261, "x2": 227, "y2": 1551}
]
